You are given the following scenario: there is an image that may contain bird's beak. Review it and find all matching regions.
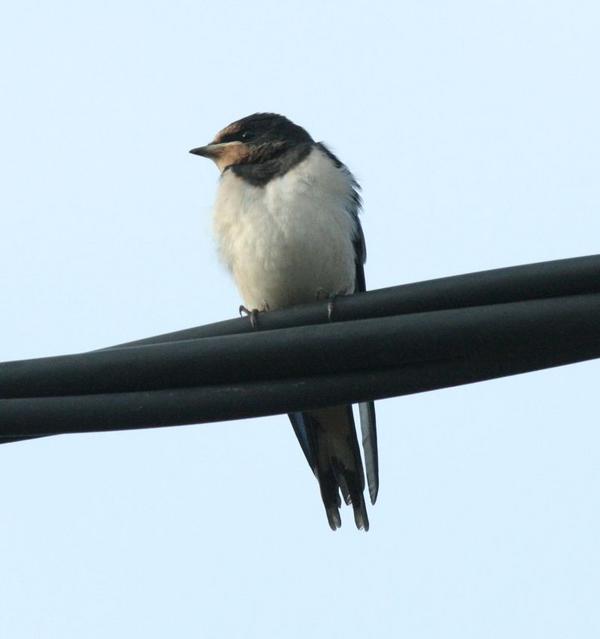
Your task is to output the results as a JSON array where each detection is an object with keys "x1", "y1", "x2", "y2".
[
  {"x1": 189, "y1": 142, "x2": 234, "y2": 158},
  {"x1": 189, "y1": 141, "x2": 248, "y2": 172}
]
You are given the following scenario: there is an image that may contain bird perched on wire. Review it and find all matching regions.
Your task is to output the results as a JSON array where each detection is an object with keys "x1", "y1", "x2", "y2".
[{"x1": 190, "y1": 113, "x2": 378, "y2": 530}]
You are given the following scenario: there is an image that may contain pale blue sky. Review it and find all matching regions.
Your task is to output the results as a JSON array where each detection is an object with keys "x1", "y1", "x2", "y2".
[{"x1": 1, "y1": 1, "x2": 599, "y2": 637}]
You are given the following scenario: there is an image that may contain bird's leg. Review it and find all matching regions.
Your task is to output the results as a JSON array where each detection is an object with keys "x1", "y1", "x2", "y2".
[
  {"x1": 315, "y1": 288, "x2": 338, "y2": 322},
  {"x1": 239, "y1": 302, "x2": 270, "y2": 330},
  {"x1": 327, "y1": 294, "x2": 338, "y2": 322},
  {"x1": 239, "y1": 305, "x2": 259, "y2": 330}
]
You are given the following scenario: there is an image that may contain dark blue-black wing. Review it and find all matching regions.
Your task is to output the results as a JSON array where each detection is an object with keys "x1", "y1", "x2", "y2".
[
  {"x1": 289, "y1": 411, "x2": 317, "y2": 471},
  {"x1": 353, "y1": 220, "x2": 379, "y2": 505}
]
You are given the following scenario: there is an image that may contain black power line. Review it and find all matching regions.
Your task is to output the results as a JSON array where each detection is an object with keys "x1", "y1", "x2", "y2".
[{"x1": 2, "y1": 254, "x2": 599, "y2": 443}]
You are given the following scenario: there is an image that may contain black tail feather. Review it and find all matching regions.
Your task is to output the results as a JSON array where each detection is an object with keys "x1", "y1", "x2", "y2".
[
  {"x1": 290, "y1": 405, "x2": 370, "y2": 531},
  {"x1": 358, "y1": 401, "x2": 379, "y2": 505}
]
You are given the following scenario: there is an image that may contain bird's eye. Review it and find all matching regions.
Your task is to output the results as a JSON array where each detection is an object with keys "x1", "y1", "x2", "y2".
[{"x1": 241, "y1": 131, "x2": 253, "y2": 141}]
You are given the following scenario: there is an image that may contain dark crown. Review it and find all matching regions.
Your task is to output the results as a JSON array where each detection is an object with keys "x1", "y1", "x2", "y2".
[{"x1": 216, "y1": 113, "x2": 314, "y2": 146}]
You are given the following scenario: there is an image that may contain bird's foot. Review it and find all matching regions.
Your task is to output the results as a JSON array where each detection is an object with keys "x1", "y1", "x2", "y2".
[
  {"x1": 327, "y1": 295, "x2": 338, "y2": 322},
  {"x1": 315, "y1": 289, "x2": 338, "y2": 321},
  {"x1": 239, "y1": 305, "x2": 260, "y2": 329}
]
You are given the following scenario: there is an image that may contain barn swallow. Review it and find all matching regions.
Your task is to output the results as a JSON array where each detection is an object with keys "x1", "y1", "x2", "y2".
[{"x1": 190, "y1": 113, "x2": 378, "y2": 530}]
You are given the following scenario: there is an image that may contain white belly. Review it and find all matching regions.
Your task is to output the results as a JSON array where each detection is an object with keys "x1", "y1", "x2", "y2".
[{"x1": 212, "y1": 147, "x2": 359, "y2": 310}]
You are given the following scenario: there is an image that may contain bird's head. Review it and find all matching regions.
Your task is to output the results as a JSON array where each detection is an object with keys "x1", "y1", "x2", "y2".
[{"x1": 190, "y1": 113, "x2": 313, "y2": 172}]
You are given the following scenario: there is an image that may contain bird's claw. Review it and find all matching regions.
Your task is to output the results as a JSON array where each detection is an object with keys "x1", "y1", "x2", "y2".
[
  {"x1": 327, "y1": 295, "x2": 338, "y2": 322},
  {"x1": 316, "y1": 289, "x2": 338, "y2": 322},
  {"x1": 239, "y1": 305, "x2": 260, "y2": 329}
]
